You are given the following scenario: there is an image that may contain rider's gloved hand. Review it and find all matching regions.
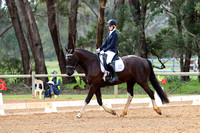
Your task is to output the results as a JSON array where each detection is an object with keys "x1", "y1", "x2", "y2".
[
  {"x1": 100, "y1": 50, "x2": 104, "y2": 55},
  {"x1": 96, "y1": 48, "x2": 100, "y2": 54}
]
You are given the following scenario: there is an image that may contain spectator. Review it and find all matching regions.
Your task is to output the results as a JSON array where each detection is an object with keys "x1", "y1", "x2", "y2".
[{"x1": 44, "y1": 70, "x2": 61, "y2": 99}]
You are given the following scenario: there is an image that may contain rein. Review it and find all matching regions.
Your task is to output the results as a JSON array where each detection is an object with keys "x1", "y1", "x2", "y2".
[{"x1": 66, "y1": 53, "x2": 97, "y2": 70}]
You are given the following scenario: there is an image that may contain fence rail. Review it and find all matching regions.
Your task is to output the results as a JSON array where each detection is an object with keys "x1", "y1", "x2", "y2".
[
  {"x1": 149, "y1": 58, "x2": 198, "y2": 72},
  {"x1": 0, "y1": 72, "x2": 200, "y2": 98}
]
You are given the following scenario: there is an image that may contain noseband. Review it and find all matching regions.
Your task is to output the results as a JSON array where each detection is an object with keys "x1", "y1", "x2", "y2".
[{"x1": 66, "y1": 53, "x2": 78, "y2": 70}]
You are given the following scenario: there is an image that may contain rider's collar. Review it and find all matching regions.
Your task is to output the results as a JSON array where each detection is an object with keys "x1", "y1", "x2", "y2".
[{"x1": 109, "y1": 28, "x2": 116, "y2": 36}]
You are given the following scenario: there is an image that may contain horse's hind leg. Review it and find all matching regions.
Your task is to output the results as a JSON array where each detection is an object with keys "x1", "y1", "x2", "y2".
[
  {"x1": 140, "y1": 83, "x2": 162, "y2": 115},
  {"x1": 120, "y1": 80, "x2": 135, "y2": 117},
  {"x1": 95, "y1": 88, "x2": 116, "y2": 115}
]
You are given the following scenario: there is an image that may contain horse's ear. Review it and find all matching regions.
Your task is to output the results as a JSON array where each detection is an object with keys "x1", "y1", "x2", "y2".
[
  {"x1": 65, "y1": 47, "x2": 68, "y2": 53},
  {"x1": 69, "y1": 49, "x2": 74, "y2": 54}
]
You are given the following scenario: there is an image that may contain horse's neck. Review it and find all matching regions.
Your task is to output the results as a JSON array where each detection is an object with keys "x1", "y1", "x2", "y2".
[{"x1": 75, "y1": 50, "x2": 97, "y2": 74}]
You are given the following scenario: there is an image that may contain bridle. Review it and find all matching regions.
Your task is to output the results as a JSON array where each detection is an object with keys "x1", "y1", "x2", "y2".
[{"x1": 66, "y1": 53, "x2": 79, "y2": 70}]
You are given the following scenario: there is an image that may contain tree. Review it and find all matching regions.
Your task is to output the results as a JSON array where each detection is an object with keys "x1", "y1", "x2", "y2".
[
  {"x1": 6, "y1": 0, "x2": 31, "y2": 85},
  {"x1": 68, "y1": 0, "x2": 79, "y2": 49},
  {"x1": 15, "y1": 0, "x2": 48, "y2": 82},
  {"x1": 162, "y1": 0, "x2": 200, "y2": 81},
  {"x1": 129, "y1": 0, "x2": 148, "y2": 58},
  {"x1": 46, "y1": 0, "x2": 68, "y2": 84},
  {"x1": 96, "y1": 0, "x2": 107, "y2": 48},
  {"x1": 67, "y1": 0, "x2": 79, "y2": 83},
  {"x1": 117, "y1": 0, "x2": 125, "y2": 32}
]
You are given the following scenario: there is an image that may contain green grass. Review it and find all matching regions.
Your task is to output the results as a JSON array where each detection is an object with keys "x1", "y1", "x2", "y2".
[
  {"x1": 46, "y1": 61, "x2": 60, "y2": 74},
  {"x1": 2, "y1": 61, "x2": 200, "y2": 99}
]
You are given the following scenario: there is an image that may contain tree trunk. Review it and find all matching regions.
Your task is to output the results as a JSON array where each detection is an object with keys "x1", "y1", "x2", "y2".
[
  {"x1": 129, "y1": 0, "x2": 147, "y2": 58},
  {"x1": 68, "y1": 0, "x2": 79, "y2": 49},
  {"x1": 138, "y1": 24, "x2": 147, "y2": 58},
  {"x1": 46, "y1": 0, "x2": 68, "y2": 84},
  {"x1": 184, "y1": 46, "x2": 192, "y2": 81},
  {"x1": 198, "y1": 54, "x2": 200, "y2": 82},
  {"x1": 6, "y1": 0, "x2": 31, "y2": 85},
  {"x1": 180, "y1": 47, "x2": 192, "y2": 81},
  {"x1": 96, "y1": 0, "x2": 107, "y2": 48},
  {"x1": 67, "y1": 0, "x2": 79, "y2": 83},
  {"x1": 176, "y1": 16, "x2": 188, "y2": 81},
  {"x1": 15, "y1": 0, "x2": 48, "y2": 83}
]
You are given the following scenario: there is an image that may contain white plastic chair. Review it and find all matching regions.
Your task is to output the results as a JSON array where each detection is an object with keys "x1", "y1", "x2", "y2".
[{"x1": 35, "y1": 79, "x2": 44, "y2": 99}]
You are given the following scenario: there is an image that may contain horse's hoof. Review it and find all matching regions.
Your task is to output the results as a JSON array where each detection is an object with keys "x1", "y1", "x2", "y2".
[
  {"x1": 154, "y1": 108, "x2": 162, "y2": 115},
  {"x1": 120, "y1": 114, "x2": 125, "y2": 117},
  {"x1": 111, "y1": 110, "x2": 117, "y2": 115},
  {"x1": 75, "y1": 114, "x2": 82, "y2": 119},
  {"x1": 120, "y1": 112, "x2": 127, "y2": 117}
]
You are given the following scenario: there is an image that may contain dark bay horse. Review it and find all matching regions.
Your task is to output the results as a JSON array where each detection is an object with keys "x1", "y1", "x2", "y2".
[{"x1": 65, "y1": 48, "x2": 169, "y2": 118}]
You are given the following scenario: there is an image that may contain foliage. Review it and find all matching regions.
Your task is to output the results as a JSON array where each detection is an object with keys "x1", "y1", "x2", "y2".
[
  {"x1": 147, "y1": 28, "x2": 181, "y2": 58},
  {"x1": 0, "y1": 55, "x2": 23, "y2": 84},
  {"x1": 77, "y1": 23, "x2": 97, "y2": 49},
  {"x1": 118, "y1": 22, "x2": 139, "y2": 56},
  {"x1": 195, "y1": 2, "x2": 200, "y2": 14}
]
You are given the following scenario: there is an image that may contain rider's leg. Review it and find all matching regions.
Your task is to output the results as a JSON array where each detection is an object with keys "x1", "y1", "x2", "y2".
[
  {"x1": 107, "y1": 63, "x2": 118, "y2": 83},
  {"x1": 105, "y1": 51, "x2": 118, "y2": 83}
]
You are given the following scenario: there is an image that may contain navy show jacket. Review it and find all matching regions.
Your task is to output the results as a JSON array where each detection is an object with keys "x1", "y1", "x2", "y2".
[{"x1": 100, "y1": 30, "x2": 118, "y2": 53}]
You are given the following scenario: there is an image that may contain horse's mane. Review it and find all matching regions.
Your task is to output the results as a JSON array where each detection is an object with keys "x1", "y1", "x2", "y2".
[{"x1": 75, "y1": 48, "x2": 96, "y2": 57}]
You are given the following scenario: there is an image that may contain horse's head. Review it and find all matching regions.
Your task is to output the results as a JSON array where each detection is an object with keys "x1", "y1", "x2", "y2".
[{"x1": 65, "y1": 48, "x2": 77, "y2": 76}]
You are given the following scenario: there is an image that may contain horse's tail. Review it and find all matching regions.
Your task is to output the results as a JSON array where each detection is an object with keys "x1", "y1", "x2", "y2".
[{"x1": 147, "y1": 60, "x2": 169, "y2": 104}]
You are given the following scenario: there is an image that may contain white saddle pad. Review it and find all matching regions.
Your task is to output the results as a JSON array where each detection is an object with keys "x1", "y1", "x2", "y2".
[{"x1": 99, "y1": 55, "x2": 125, "y2": 73}]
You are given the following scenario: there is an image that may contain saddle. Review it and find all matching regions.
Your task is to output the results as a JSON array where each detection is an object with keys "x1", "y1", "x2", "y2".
[{"x1": 99, "y1": 52, "x2": 124, "y2": 73}]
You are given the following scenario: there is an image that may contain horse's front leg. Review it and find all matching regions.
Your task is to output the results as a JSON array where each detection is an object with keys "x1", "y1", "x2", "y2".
[
  {"x1": 76, "y1": 84, "x2": 96, "y2": 119},
  {"x1": 120, "y1": 93, "x2": 133, "y2": 117},
  {"x1": 120, "y1": 81, "x2": 134, "y2": 117},
  {"x1": 76, "y1": 102, "x2": 87, "y2": 118},
  {"x1": 95, "y1": 88, "x2": 116, "y2": 115}
]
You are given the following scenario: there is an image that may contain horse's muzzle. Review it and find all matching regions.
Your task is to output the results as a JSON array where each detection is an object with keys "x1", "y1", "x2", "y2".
[{"x1": 66, "y1": 70, "x2": 74, "y2": 76}]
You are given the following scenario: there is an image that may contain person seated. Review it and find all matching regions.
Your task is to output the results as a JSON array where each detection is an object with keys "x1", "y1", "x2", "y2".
[{"x1": 44, "y1": 70, "x2": 61, "y2": 99}]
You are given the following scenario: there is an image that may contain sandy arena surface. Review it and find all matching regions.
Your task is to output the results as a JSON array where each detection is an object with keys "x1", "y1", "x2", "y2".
[{"x1": 0, "y1": 99, "x2": 200, "y2": 133}]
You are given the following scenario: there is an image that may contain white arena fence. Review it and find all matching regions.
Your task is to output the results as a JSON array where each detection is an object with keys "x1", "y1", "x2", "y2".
[
  {"x1": 0, "y1": 72, "x2": 200, "y2": 98},
  {"x1": 149, "y1": 58, "x2": 198, "y2": 72}
]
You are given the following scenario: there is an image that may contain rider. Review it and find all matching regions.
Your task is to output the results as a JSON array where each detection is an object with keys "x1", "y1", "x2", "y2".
[{"x1": 96, "y1": 19, "x2": 118, "y2": 83}]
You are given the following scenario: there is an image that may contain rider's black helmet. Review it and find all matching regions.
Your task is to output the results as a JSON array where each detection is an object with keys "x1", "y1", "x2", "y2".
[{"x1": 106, "y1": 19, "x2": 117, "y2": 27}]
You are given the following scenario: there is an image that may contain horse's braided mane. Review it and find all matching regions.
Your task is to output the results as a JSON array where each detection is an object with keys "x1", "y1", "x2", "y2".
[{"x1": 75, "y1": 48, "x2": 96, "y2": 57}]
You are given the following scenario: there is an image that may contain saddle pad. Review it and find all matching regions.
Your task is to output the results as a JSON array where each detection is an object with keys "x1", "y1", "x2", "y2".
[{"x1": 99, "y1": 54, "x2": 125, "y2": 73}]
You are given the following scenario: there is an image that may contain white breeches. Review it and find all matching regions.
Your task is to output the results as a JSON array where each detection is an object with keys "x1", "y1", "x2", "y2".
[{"x1": 105, "y1": 51, "x2": 115, "y2": 64}]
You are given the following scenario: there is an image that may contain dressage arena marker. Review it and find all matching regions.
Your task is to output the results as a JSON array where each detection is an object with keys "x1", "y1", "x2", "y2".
[
  {"x1": 0, "y1": 95, "x2": 200, "y2": 115},
  {"x1": 192, "y1": 98, "x2": 200, "y2": 105},
  {"x1": 45, "y1": 102, "x2": 57, "y2": 113},
  {"x1": 0, "y1": 93, "x2": 5, "y2": 115}
]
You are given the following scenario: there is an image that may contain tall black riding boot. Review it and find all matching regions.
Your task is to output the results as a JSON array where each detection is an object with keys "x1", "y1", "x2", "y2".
[{"x1": 107, "y1": 63, "x2": 118, "y2": 83}]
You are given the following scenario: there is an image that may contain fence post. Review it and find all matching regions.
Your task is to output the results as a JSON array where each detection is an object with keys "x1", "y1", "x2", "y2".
[
  {"x1": 172, "y1": 58, "x2": 175, "y2": 72},
  {"x1": 32, "y1": 72, "x2": 35, "y2": 98},
  {"x1": 114, "y1": 85, "x2": 118, "y2": 98}
]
